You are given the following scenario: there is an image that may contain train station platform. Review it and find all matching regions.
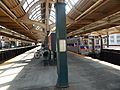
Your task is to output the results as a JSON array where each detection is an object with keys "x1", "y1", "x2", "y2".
[{"x1": 0, "y1": 46, "x2": 120, "y2": 90}]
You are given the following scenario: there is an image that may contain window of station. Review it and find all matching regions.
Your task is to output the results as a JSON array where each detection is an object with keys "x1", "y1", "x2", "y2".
[
  {"x1": 117, "y1": 40, "x2": 120, "y2": 43},
  {"x1": 117, "y1": 35, "x2": 120, "y2": 39},
  {"x1": 84, "y1": 40, "x2": 88, "y2": 45},
  {"x1": 110, "y1": 36, "x2": 114, "y2": 43},
  {"x1": 96, "y1": 39, "x2": 99, "y2": 44},
  {"x1": 117, "y1": 35, "x2": 120, "y2": 43},
  {"x1": 103, "y1": 38, "x2": 107, "y2": 44},
  {"x1": 89, "y1": 40, "x2": 92, "y2": 44}
]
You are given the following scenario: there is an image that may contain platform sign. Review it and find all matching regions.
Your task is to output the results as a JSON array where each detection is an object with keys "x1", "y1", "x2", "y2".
[{"x1": 59, "y1": 40, "x2": 66, "y2": 52}]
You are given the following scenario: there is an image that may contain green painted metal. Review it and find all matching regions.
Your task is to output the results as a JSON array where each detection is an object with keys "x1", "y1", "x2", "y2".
[
  {"x1": 44, "y1": 36, "x2": 48, "y2": 49},
  {"x1": 51, "y1": 33, "x2": 56, "y2": 52},
  {"x1": 55, "y1": 2, "x2": 68, "y2": 88}
]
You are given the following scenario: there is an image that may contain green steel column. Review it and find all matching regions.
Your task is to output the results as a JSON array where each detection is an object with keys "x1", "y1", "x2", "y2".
[
  {"x1": 44, "y1": 32, "x2": 49, "y2": 49},
  {"x1": 44, "y1": 36, "x2": 48, "y2": 49},
  {"x1": 51, "y1": 33, "x2": 56, "y2": 52},
  {"x1": 55, "y1": 2, "x2": 68, "y2": 88}
]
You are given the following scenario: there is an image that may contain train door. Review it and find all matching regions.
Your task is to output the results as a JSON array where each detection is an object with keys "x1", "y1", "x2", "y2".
[
  {"x1": 102, "y1": 37, "x2": 107, "y2": 48},
  {"x1": 92, "y1": 38, "x2": 95, "y2": 53},
  {"x1": 82, "y1": 36, "x2": 89, "y2": 55},
  {"x1": 88, "y1": 36, "x2": 94, "y2": 54},
  {"x1": 79, "y1": 37, "x2": 84, "y2": 54},
  {"x1": 94, "y1": 36, "x2": 101, "y2": 53}
]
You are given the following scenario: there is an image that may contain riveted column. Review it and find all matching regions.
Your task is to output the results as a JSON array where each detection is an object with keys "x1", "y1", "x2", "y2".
[{"x1": 55, "y1": 0, "x2": 68, "y2": 88}]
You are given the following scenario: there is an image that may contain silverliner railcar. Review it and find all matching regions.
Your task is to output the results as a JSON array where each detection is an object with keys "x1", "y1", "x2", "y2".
[{"x1": 67, "y1": 35, "x2": 101, "y2": 55}]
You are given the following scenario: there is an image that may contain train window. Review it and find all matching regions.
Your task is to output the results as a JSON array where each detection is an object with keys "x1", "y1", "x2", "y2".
[
  {"x1": 110, "y1": 40, "x2": 114, "y2": 43},
  {"x1": 110, "y1": 36, "x2": 114, "y2": 43},
  {"x1": 117, "y1": 36, "x2": 120, "y2": 38},
  {"x1": 89, "y1": 40, "x2": 92, "y2": 44},
  {"x1": 117, "y1": 40, "x2": 120, "y2": 43},
  {"x1": 110, "y1": 36, "x2": 114, "y2": 39},
  {"x1": 84, "y1": 40, "x2": 88, "y2": 45},
  {"x1": 95, "y1": 36, "x2": 98, "y2": 38},
  {"x1": 84, "y1": 36, "x2": 88, "y2": 38},
  {"x1": 117, "y1": 35, "x2": 120, "y2": 43},
  {"x1": 104, "y1": 38, "x2": 107, "y2": 43},
  {"x1": 89, "y1": 36, "x2": 94, "y2": 39},
  {"x1": 96, "y1": 39, "x2": 99, "y2": 44}
]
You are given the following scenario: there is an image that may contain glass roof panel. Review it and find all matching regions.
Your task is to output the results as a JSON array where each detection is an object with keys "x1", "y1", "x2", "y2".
[
  {"x1": 30, "y1": 8, "x2": 40, "y2": 17},
  {"x1": 65, "y1": 0, "x2": 79, "y2": 14},
  {"x1": 23, "y1": 1, "x2": 27, "y2": 10},
  {"x1": 50, "y1": 11, "x2": 55, "y2": 17},
  {"x1": 27, "y1": 0, "x2": 33, "y2": 4},
  {"x1": 70, "y1": 0, "x2": 75, "y2": 5},
  {"x1": 20, "y1": 0, "x2": 40, "y2": 13},
  {"x1": 49, "y1": 4, "x2": 55, "y2": 26},
  {"x1": 20, "y1": 0, "x2": 79, "y2": 19},
  {"x1": 20, "y1": 0, "x2": 79, "y2": 30}
]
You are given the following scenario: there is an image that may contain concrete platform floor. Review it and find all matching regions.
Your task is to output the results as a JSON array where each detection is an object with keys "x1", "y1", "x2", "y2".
[{"x1": 0, "y1": 46, "x2": 120, "y2": 90}]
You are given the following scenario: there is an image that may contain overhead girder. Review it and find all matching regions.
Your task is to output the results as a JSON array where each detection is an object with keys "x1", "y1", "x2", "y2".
[
  {"x1": 0, "y1": 0, "x2": 56, "y2": 41},
  {"x1": 17, "y1": 14, "x2": 46, "y2": 28},
  {"x1": 75, "y1": 0, "x2": 108, "y2": 20},
  {"x1": 67, "y1": 0, "x2": 108, "y2": 29},
  {"x1": 0, "y1": 1, "x2": 37, "y2": 41},
  {"x1": 0, "y1": 28, "x2": 35, "y2": 42},
  {"x1": 67, "y1": 0, "x2": 82, "y2": 14},
  {"x1": 18, "y1": 18, "x2": 46, "y2": 29},
  {"x1": 115, "y1": 26, "x2": 120, "y2": 31},
  {"x1": 67, "y1": 0, "x2": 120, "y2": 36},
  {"x1": 50, "y1": 8, "x2": 74, "y2": 25},
  {"x1": 66, "y1": 15, "x2": 74, "y2": 24},
  {"x1": 49, "y1": 15, "x2": 75, "y2": 29},
  {"x1": 92, "y1": 27, "x2": 120, "y2": 35},
  {"x1": 57, "y1": 0, "x2": 65, "y2": 3},
  {"x1": 30, "y1": 28, "x2": 46, "y2": 37},
  {"x1": 68, "y1": 11, "x2": 120, "y2": 37}
]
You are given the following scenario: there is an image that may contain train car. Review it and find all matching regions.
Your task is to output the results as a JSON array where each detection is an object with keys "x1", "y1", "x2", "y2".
[{"x1": 67, "y1": 35, "x2": 101, "y2": 55}]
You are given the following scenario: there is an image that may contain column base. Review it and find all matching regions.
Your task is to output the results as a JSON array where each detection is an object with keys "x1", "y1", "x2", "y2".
[{"x1": 56, "y1": 83, "x2": 69, "y2": 88}]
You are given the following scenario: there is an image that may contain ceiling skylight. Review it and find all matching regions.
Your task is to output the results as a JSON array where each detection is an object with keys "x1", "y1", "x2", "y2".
[{"x1": 19, "y1": 0, "x2": 79, "y2": 29}]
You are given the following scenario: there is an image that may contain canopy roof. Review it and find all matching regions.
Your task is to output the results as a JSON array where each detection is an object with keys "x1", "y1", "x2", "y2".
[{"x1": 0, "y1": 0, "x2": 120, "y2": 42}]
